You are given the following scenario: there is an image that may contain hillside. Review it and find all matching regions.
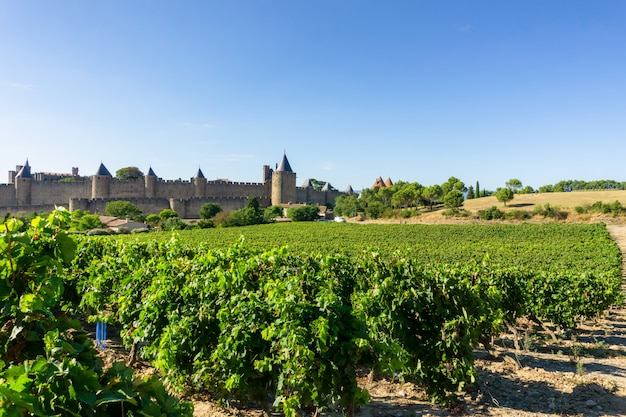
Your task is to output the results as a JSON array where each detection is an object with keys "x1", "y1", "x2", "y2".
[{"x1": 363, "y1": 190, "x2": 626, "y2": 224}]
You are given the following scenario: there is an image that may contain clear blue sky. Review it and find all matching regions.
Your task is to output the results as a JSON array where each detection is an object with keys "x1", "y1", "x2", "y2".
[{"x1": 1, "y1": 1, "x2": 625, "y2": 192}]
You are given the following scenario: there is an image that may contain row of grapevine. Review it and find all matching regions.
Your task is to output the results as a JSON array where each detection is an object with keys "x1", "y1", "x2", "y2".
[
  {"x1": 68, "y1": 232, "x2": 623, "y2": 415},
  {"x1": 117, "y1": 222, "x2": 624, "y2": 274},
  {"x1": 0, "y1": 211, "x2": 192, "y2": 416}
]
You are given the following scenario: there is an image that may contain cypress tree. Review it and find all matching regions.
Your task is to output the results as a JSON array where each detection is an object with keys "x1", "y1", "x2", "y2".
[{"x1": 475, "y1": 181, "x2": 480, "y2": 199}]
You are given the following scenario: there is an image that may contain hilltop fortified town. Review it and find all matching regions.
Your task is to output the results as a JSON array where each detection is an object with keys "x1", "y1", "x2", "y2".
[{"x1": 0, "y1": 153, "x2": 350, "y2": 218}]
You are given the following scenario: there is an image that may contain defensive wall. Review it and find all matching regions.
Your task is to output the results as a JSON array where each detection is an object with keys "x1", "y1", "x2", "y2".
[{"x1": 1, "y1": 154, "x2": 349, "y2": 218}]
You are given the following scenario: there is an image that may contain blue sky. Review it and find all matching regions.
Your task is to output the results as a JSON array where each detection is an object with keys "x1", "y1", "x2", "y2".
[{"x1": 1, "y1": 1, "x2": 625, "y2": 192}]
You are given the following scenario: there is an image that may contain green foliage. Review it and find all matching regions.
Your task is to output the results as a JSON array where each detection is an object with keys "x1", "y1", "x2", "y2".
[
  {"x1": 505, "y1": 178, "x2": 523, "y2": 192},
  {"x1": 57, "y1": 177, "x2": 75, "y2": 183},
  {"x1": 505, "y1": 210, "x2": 532, "y2": 220},
  {"x1": 115, "y1": 166, "x2": 144, "y2": 180},
  {"x1": 70, "y1": 210, "x2": 104, "y2": 231},
  {"x1": 0, "y1": 209, "x2": 192, "y2": 416},
  {"x1": 334, "y1": 195, "x2": 362, "y2": 218},
  {"x1": 104, "y1": 200, "x2": 143, "y2": 221},
  {"x1": 70, "y1": 226, "x2": 623, "y2": 411},
  {"x1": 443, "y1": 189, "x2": 464, "y2": 209},
  {"x1": 161, "y1": 217, "x2": 187, "y2": 231},
  {"x1": 422, "y1": 185, "x2": 443, "y2": 211},
  {"x1": 198, "y1": 203, "x2": 222, "y2": 219},
  {"x1": 286, "y1": 205, "x2": 320, "y2": 222},
  {"x1": 159, "y1": 209, "x2": 179, "y2": 220},
  {"x1": 540, "y1": 179, "x2": 626, "y2": 192},
  {"x1": 364, "y1": 201, "x2": 386, "y2": 219},
  {"x1": 441, "y1": 176, "x2": 466, "y2": 195},
  {"x1": 478, "y1": 206, "x2": 505, "y2": 220},
  {"x1": 263, "y1": 205, "x2": 284, "y2": 222},
  {"x1": 575, "y1": 200, "x2": 625, "y2": 216},
  {"x1": 533, "y1": 203, "x2": 568, "y2": 220},
  {"x1": 495, "y1": 187, "x2": 514, "y2": 206}
]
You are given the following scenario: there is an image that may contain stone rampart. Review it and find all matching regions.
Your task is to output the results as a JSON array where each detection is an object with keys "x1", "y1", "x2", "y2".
[
  {"x1": 30, "y1": 181, "x2": 91, "y2": 206},
  {"x1": 0, "y1": 184, "x2": 16, "y2": 207}
]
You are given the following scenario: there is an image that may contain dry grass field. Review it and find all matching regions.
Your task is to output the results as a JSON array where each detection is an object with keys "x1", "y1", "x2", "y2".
[{"x1": 392, "y1": 189, "x2": 626, "y2": 225}]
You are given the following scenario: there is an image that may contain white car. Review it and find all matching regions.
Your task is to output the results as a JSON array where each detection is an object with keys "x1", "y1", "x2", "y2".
[{"x1": 334, "y1": 217, "x2": 346, "y2": 223}]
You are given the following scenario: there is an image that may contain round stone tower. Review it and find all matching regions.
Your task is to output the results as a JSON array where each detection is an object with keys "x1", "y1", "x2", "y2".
[
  {"x1": 14, "y1": 160, "x2": 32, "y2": 206},
  {"x1": 271, "y1": 153, "x2": 296, "y2": 205},
  {"x1": 193, "y1": 167, "x2": 207, "y2": 198},
  {"x1": 145, "y1": 166, "x2": 158, "y2": 198},
  {"x1": 91, "y1": 163, "x2": 112, "y2": 199}
]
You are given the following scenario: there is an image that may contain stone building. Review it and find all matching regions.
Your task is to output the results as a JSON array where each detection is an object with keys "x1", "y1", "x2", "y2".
[{"x1": 0, "y1": 153, "x2": 351, "y2": 218}]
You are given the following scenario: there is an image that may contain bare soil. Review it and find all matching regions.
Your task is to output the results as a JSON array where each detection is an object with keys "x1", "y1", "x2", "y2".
[{"x1": 94, "y1": 197, "x2": 626, "y2": 416}]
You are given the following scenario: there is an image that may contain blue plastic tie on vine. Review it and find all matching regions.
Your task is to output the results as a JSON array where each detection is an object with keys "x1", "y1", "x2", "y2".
[{"x1": 95, "y1": 321, "x2": 107, "y2": 350}]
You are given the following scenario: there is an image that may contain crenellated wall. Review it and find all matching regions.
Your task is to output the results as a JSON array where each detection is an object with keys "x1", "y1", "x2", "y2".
[{"x1": 2, "y1": 157, "x2": 345, "y2": 217}]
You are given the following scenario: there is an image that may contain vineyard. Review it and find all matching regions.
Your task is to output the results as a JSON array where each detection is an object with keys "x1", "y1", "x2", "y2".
[{"x1": 1, "y1": 214, "x2": 624, "y2": 416}]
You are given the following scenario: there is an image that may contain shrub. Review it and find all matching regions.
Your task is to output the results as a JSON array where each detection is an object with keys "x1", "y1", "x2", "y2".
[
  {"x1": 505, "y1": 210, "x2": 532, "y2": 220},
  {"x1": 478, "y1": 206, "x2": 504, "y2": 220},
  {"x1": 287, "y1": 205, "x2": 320, "y2": 222}
]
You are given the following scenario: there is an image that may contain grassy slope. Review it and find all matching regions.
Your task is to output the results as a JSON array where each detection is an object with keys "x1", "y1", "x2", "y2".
[{"x1": 400, "y1": 189, "x2": 626, "y2": 224}]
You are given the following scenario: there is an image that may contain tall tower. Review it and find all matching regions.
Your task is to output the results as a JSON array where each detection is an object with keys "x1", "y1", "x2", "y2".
[
  {"x1": 271, "y1": 153, "x2": 296, "y2": 205},
  {"x1": 193, "y1": 168, "x2": 207, "y2": 198},
  {"x1": 145, "y1": 166, "x2": 158, "y2": 198},
  {"x1": 14, "y1": 160, "x2": 32, "y2": 206},
  {"x1": 91, "y1": 163, "x2": 112, "y2": 199}
]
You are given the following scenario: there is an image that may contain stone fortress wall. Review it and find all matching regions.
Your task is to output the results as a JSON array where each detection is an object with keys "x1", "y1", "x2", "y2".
[{"x1": 0, "y1": 154, "x2": 348, "y2": 219}]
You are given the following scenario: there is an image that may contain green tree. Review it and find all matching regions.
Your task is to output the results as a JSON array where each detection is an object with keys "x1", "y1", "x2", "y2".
[
  {"x1": 104, "y1": 200, "x2": 143, "y2": 221},
  {"x1": 391, "y1": 182, "x2": 422, "y2": 208},
  {"x1": 475, "y1": 181, "x2": 480, "y2": 199},
  {"x1": 495, "y1": 187, "x2": 514, "y2": 206},
  {"x1": 466, "y1": 185, "x2": 475, "y2": 200},
  {"x1": 263, "y1": 205, "x2": 284, "y2": 222},
  {"x1": 199, "y1": 203, "x2": 223, "y2": 219},
  {"x1": 422, "y1": 184, "x2": 443, "y2": 211},
  {"x1": 443, "y1": 189, "x2": 464, "y2": 209},
  {"x1": 506, "y1": 178, "x2": 523, "y2": 193},
  {"x1": 519, "y1": 185, "x2": 535, "y2": 194},
  {"x1": 334, "y1": 195, "x2": 362, "y2": 218},
  {"x1": 70, "y1": 210, "x2": 104, "y2": 231},
  {"x1": 145, "y1": 213, "x2": 160, "y2": 229},
  {"x1": 286, "y1": 205, "x2": 320, "y2": 222},
  {"x1": 159, "y1": 209, "x2": 179, "y2": 220},
  {"x1": 441, "y1": 176, "x2": 466, "y2": 194},
  {"x1": 115, "y1": 166, "x2": 144, "y2": 180}
]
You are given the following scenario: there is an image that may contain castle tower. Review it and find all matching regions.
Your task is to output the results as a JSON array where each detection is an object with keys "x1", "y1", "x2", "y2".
[
  {"x1": 145, "y1": 166, "x2": 158, "y2": 198},
  {"x1": 301, "y1": 178, "x2": 314, "y2": 203},
  {"x1": 14, "y1": 160, "x2": 32, "y2": 206},
  {"x1": 91, "y1": 163, "x2": 112, "y2": 199},
  {"x1": 271, "y1": 153, "x2": 296, "y2": 205},
  {"x1": 193, "y1": 168, "x2": 207, "y2": 198}
]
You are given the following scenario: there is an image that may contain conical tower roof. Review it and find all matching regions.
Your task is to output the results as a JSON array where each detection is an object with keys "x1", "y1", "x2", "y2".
[
  {"x1": 301, "y1": 178, "x2": 313, "y2": 188},
  {"x1": 15, "y1": 159, "x2": 32, "y2": 179},
  {"x1": 344, "y1": 185, "x2": 354, "y2": 194},
  {"x1": 95, "y1": 162, "x2": 112, "y2": 177},
  {"x1": 321, "y1": 182, "x2": 331, "y2": 192},
  {"x1": 385, "y1": 177, "x2": 393, "y2": 187},
  {"x1": 276, "y1": 153, "x2": 293, "y2": 172},
  {"x1": 371, "y1": 177, "x2": 385, "y2": 189},
  {"x1": 194, "y1": 168, "x2": 205, "y2": 179},
  {"x1": 146, "y1": 166, "x2": 157, "y2": 177}
]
